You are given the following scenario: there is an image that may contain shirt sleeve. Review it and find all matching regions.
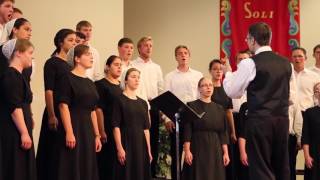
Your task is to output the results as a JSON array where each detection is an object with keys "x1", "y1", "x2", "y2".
[
  {"x1": 2, "y1": 72, "x2": 24, "y2": 113},
  {"x1": 111, "y1": 98, "x2": 122, "y2": 128},
  {"x1": 44, "y1": 61, "x2": 56, "y2": 91},
  {"x1": 238, "y1": 102, "x2": 248, "y2": 138},
  {"x1": 293, "y1": 103, "x2": 303, "y2": 143},
  {"x1": 289, "y1": 64, "x2": 297, "y2": 105},
  {"x1": 95, "y1": 81, "x2": 107, "y2": 110},
  {"x1": 56, "y1": 74, "x2": 72, "y2": 105},
  {"x1": 183, "y1": 103, "x2": 193, "y2": 142},
  {"x1": 301, "y1": 109, "x2": 310, "y2": 145},
  {"x1": 164, "y1": 73, "x2": 171, "y2": 91},
  {"x1": 223, "y1": 58, "x2": 256, "y2": 99},
  {"x1": 157, "y1": 66, "x2": 165, "y2": 95},
  {"x1": 92, "y1": 49, "x2": 101, "y2": 81},
  {"x1": 219, "y1": 113, "x2": 230, "y2": 145},
  {"x1": 142, "y1": 100, "x2": 151, "y2": 129}
]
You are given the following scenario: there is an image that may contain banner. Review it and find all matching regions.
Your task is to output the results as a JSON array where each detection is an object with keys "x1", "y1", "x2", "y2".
[{"x1": 220, "y1": 0, "x2": 300, "y2": 69}]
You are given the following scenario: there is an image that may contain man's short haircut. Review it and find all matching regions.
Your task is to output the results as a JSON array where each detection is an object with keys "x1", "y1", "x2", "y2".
[
  {"x1": 118, "y1": 37, "x2": 134, "y2": 47},
  {"x1": 76, "y1": 20, "x2": 92, "y2": 31},
  {"x1": 174, "y1": 45, "x2": 190, "y2": 57},
  {"x1": 137, "y1": 36, "x2": 152, "y2": 49},
  {"x1": 13, "y1": 7, "x2": 22, "y2": 14},
  {"x1": 76, "y1": 32, "x2": 86, "y2": 40},
  {"x1": 235, "y1": 49, "x2": 251, "y2": 59},
  {"x1": 248, "y1": 22, "x2": 272, "y2": 46},
  {"x1": 313, "y1": 44, "x2": 320, "y2": 54},
  {"x1": 0, "y1": 0, "x2": 14, "y2": 5},
  {"x1": 292, "y1": 47, "x2": 307, "y2": 56}
]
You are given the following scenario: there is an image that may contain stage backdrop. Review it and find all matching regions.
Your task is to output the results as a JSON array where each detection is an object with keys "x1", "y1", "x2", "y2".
[{"x1": 220, "y1": 0, "x2": 300, "y2": 69}]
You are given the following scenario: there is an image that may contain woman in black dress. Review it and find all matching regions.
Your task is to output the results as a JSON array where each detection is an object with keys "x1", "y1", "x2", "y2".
[
  {"x1": 182, "y1": 77, "x2": 230, "y2": 180},
  {"x1": 57, "y1": 44, "x2": 102, "y2": 180},
  {"x1": 36, "y1": 29, "x2": 76, "y2": 180},
  {"x1": 302, "y1": 82, "x2": 320, "y2": 180},
  {"x1": 209, "y1": 59, "x2": 236, "y2": 180},
  {"x1": 95, "y1": 55, "x2": 122, "y2": 180},
  {"x1": 112, "y1": 68, "x2": 152, "y2": 180},
  {"x1": 0, "y1": 39, "x2": 36, "y2": 180}
]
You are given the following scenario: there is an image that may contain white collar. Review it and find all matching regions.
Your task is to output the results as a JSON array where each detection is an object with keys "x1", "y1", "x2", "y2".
[
  {"x1": 175, "y1": 67, "x2": 192, "y2": 73},
  {"x1": 137, "y1": 56, "x2": 152, "y2": 63},
  {"x1": 255, "y1": 46, "x2": 272, "y2": 55}
]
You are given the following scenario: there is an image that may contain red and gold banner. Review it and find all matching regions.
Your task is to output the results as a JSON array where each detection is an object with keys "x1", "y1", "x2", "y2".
[{"x1": 220, "y1": 0, "x2": 300, "y2": 69}]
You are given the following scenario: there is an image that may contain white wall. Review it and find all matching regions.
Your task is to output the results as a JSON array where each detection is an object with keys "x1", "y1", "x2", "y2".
[{"x1": 15, "y1": 0, "x2": 124, "y2": 149}]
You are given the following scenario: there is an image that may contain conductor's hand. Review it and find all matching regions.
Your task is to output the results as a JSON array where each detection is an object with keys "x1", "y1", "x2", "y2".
[
  {"x1": 66, "y1": 132, "x2": 76, "y2": 149},
  {"x1": 21, "y1": 133, "x2": 32, "y2": 150},
  {"x1": 95, "y1": 136, "x2": 102, "y2": 152},
  {"x1": 117, "y1": 148, "x2": 126, "y2": 166},
  {"x1": 184, "y1": 150, "x2": 193, "y2": 165},
  {"x1": 223, "y1": 153, "x2": 230, "y2": 166},
  {"x1": 165, "y1": 121, "x2": 175, "y2": 133}
]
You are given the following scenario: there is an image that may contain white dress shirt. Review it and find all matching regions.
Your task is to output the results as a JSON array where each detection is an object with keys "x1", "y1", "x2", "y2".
[
  {"x1": 0, "y1": 24, "x2": 5, "y2": 44},
  {"x1": 86, "y1": 45, "x2": 101, "y2": 81},
  {"x1": 288, "y1": 101, "x2": 303, "y2": 142},
  {"x1": 165, "y1": 67, "x2": 203, "y2": 103},
  {"x1": 232, "y1": 94, "x2": 247, "y2": 113},
  {"x1": 223, "y1": 46, "x2": 295, "y2": 100},
  {"x1": 132, "y1": 57, "x2": 164, "y2": 100},
  {"x1": 294, "y1": 68, "x2": 320, "y2": 111},
  {"x1": 309, "y1": 65, "x2": 320, "y2": 77}
]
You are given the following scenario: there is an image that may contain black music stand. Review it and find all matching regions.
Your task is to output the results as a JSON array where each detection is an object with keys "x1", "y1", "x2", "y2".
[{"x1": 150, "y1": 91, "x2": 204, "y2": 180}]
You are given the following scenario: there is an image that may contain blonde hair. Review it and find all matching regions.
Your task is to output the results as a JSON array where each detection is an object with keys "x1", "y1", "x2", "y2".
[{"x1": 137, "y1": 36, "x2": 152, "y2": 49}]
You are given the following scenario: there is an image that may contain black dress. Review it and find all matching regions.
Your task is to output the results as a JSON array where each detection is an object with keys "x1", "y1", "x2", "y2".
[
  {"x1": 302, "y1": 106, "x2": 320, "y2": 180},
  {"x1": 111, "y1": 94, "x2": 151, "y2": 180},
  {"x1": 182, "y1": 99, "x2": 229, "y2": 180},
  {"x1": 95, "y1": 78, "x2": 122, "y2": 180},
  {"x1": 212, "y1": 86, "x2": 233, "y2": 110},
  {"x1": 36, "y1": 57, "x2": 71, "y2": 180},
  {"x1": 0, "y1": 67, "x2": 36, "y2": 180},
  {"x1": 212, "y1": 86, "x2": 235, "y2": 180},
  {"x1": 56, "y1": 72, "x2": 99, "y2": 180}
]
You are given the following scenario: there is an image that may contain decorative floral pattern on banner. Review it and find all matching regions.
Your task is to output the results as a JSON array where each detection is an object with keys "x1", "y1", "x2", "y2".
[{"x1": 220, "y1": 0, "x2": 300, "y2": 70}]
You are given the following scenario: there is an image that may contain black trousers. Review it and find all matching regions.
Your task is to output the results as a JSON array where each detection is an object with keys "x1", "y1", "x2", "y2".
[
  {"x1": 246, "y1": 116, "x2": 290, "y2": 180},
  {"x1": 288, "y1": 135, "x2": 298, "y2": 180},
  {"x1": 150, "y1": 107, "x2": 160, "y2": 178}
]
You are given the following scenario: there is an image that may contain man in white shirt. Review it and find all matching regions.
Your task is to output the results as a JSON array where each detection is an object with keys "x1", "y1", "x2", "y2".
[
  {"x1": 223, "y1": 22, "x2": 292, "y2": 180},
  {"x1": 132, "y1": 36, "x2": 164, "y2": 177},
  {"x1": 164, "y1": 45, "x2": 202, "y2": 180},
  {"x1": 0, "y1": 0, "x2": 13, "y2": 44},
  {"x1": 292, "y1": 47, "x2": 320, "y2": 111},
  {"x1": 76, "y1": 20, "x2": 101, "y2": 81},
  {"x1": 118, "y1": 37, "x2": 134, "y2": 75},
  {"x1": 309, "y1": 44, "x2": 320, "y2": 76}
]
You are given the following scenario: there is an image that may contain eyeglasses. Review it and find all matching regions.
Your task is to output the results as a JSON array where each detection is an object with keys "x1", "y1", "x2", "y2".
[{"x1": 245, "y1": 35, "x2": 253, "y2": 42}]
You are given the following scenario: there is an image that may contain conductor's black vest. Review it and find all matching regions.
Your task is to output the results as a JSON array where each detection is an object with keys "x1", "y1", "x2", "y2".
[{"x1": 247, "y1": 51, "x2": 292, "y2": 118}]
